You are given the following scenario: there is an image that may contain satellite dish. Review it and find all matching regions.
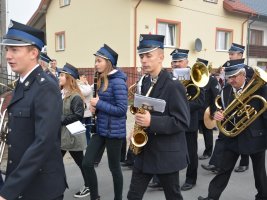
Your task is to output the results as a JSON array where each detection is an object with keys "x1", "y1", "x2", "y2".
[{"x1": 195, "y1": 38, "x2": 202, "y2": 52}]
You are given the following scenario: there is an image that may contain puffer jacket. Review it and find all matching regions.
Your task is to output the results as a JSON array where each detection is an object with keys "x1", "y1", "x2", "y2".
[{"x1": 96, "y1": 69, "x2": 128, "y2": 138}]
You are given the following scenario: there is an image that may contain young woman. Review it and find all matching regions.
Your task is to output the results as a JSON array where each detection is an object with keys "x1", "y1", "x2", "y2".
[
  {"x1": 82, "y1": 44, "x2": 128, "y2": 200},
  {"x1": 59, "y1": 63, "x2": 89, "y2": 198}
]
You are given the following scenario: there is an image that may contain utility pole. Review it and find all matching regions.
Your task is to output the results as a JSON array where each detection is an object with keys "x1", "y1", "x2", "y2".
[{"x1": 0, "y1": 0, "x2": 7, "y2": 75}]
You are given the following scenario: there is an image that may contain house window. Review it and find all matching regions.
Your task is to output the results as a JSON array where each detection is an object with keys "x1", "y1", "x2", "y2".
[
  {"x1": 250, "y1": 29, "x2": 263, "y2": 46},
  {"x1": 60, "y1": 0, "x2": 70, "y2": 7},
  {"x1": 156, "y1": 19, "x2": 180, "y2": 48},
  {"x1": 55, "y1": 32, "x2": 65, "y2": 51},
  {"x1": 203, "y1": 0, "x2": 218, "y2": 3},
  {"x1": 216, "y1": 28, "x2": 233, "y2": 51}
]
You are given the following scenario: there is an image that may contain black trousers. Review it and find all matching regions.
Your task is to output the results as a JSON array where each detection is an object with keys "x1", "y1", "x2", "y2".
[
  {"x1": 209, "y1": 132, "x2": 226, "y2": 168},
  {"x1": 238, "y1": 154, "x2": 249, "y2": 166},
  {"x1": 208, "y1": 150, "x2": 267, "y2": 200},
  {"x1": 127, "y1": 167, "x2": 183, "y2": 200},
  {"x1": 199, "y1": 120, "x2": 213, "y2": 156},
  {"x1": 61, "y1": 150, "x2": 87, "y2": 185},
  {"x1": 185, "y1": 131, "x2": 198, "y2": 184},
  {"x1": 82, "y1": 134, "x2": 123, "y2": 200}
]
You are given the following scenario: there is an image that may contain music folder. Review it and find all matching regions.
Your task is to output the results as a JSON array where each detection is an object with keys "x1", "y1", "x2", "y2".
[
  {"x1": 134, "y1": 94, "x2": 166, "y2": 113},
  {"x1": 172, "y1": 68, "x2": 190, "y2": 80},
  {"x1": 66, "y1": 121, "x2": 86, "y2": 135}
]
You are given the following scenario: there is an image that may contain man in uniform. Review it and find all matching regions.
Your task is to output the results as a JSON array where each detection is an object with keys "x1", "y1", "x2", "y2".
[
  {"x1": 127, "y1": 35, "x2": 190, "y2": 200},
  {"x1": 0, "y1": 20, "x2": 67, "y2": 200},
  {"x1": 198, "y1": 59, "x2": 267, "y2": 200},
  {"x1": 171, "y1": 49, "x2": 205, "y2": 191},
  {"x1": 39, "y1": 52, "x2": 58, "y2": 83}
]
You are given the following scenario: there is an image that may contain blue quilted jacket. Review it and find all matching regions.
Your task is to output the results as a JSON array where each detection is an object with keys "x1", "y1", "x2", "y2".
[{"x1": 96, "y1": 69, "x2": 128, "y2": 138}]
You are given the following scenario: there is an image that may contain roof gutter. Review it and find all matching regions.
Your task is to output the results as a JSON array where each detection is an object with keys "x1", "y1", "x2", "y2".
[{"x1": 133, "y1": 0, "x2": 142, "y2": 68}]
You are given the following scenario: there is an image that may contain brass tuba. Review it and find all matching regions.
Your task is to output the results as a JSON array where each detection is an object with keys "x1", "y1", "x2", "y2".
[
  {"x1": 215, "y1": 66, "x2": 267, "y2": 137},
  {"x1": 178, "y1": 61, "x2": 209, "y2": 100}
]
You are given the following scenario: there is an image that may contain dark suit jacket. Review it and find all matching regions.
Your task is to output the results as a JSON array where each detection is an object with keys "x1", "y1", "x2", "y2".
[
  {"x1": 0, "y1": 66, "x2": 67, "y2": 200},
  {"x1": 187, "y1": 82, "x2": 205, "y2": 132},
  {"x1": 134, "y1": 69, "x2": 190, "y2": 174},
  {"x1": 199, "y1": 75, "x2": 219, "y2": 120},
  {"x1": 221, "y1": 83, "x2": 267, "y2": 154}
]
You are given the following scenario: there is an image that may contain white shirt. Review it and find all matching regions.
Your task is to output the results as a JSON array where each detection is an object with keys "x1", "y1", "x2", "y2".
[{"x1": 20, "y1": 64, "x2": 39, "y2": 83}]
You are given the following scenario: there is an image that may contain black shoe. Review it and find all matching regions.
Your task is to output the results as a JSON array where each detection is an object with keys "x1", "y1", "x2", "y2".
[
  {"x1": 148, "y1": 182, "x2": 162, "y2": 189},
  {"x1": 201, "y1": 164, "x2": 218, "y2": 172},
  {"x1": 74, "y1": 186, "x2": 90, "y2": 198},
  {"x1": 199, "y1": 154, "x2": 210, "y2": 160},
  {"x1": 198, "y1": 196, "x2": 215, "y2": 200},
  {"x1": 234, "y1": 165, "x2": 248, "y2": 172},
  {"x1": 181, "y1": 183, "x2": 195, "y2": 191}
]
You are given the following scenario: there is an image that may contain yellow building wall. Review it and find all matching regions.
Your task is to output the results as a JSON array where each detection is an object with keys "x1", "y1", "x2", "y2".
[
  {"x1": 46, "y1": 0, "x2": 131, "y2": 68},
  {"x1": 135, "y1": 0, "x2": 248, "y2": 68}
]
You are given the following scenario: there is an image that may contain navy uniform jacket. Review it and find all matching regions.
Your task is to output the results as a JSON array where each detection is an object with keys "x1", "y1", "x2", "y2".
[
  {"x1": 134, "y1": 69, "x2": 190, "y2": 174},
  {"x1": 199, "y1": 75, "x2": 219, "y2": 120},
  {"x1": 0, "y1": 66, "x2": 67, "y2": 200},
  {"x1": 221, "y1": 83, "x2": 267, "y2": 154}
]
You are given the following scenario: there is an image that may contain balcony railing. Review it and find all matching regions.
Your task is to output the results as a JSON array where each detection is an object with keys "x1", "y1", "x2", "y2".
[{"x1": 248, "y1": 45, "x2": 267, "y2": 58}]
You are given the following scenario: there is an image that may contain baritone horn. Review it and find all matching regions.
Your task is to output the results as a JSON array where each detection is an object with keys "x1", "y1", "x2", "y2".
[{"x1": 214, "y1": 66, "x2": 267, "y2": 137}]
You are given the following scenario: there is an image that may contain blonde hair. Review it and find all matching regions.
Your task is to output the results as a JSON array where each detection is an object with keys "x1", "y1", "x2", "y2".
[
  {"x1": 97, "y1": 59, "x2": 113, "y2": 92},
  {"x1": 63, "y1": 73, "x2": 85, "y2": 101}
]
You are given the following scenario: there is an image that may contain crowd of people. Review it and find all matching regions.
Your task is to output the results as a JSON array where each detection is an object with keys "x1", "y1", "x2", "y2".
[{"x1": 0, "y1": 19, "x2": 266, "y2": 200}]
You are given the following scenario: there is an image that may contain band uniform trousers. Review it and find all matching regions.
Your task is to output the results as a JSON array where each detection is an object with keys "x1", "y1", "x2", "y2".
[
  {"x1": 208, "y1": 150, "x2": 267, "y2": 200},
  {"x1": 209, "y1": 132, "x2": 226, "y2": 168},
  {"x1": 199, "y1": 120, "x2": 213, "y2": 157}
]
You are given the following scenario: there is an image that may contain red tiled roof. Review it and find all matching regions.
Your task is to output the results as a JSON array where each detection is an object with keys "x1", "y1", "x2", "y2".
[{"x1": 223, "y1": 0, "x2": 257, "y2": 16}]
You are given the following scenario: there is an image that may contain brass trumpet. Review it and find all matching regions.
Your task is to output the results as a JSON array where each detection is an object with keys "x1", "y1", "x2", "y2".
[{"x1": 211, "y1": 66, "x2": 267, "y2": 137}]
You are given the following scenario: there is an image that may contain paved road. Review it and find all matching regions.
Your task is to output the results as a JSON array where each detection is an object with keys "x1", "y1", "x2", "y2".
[{"x1": 63, "y1": 111, "x2": 266, "y2": 200}]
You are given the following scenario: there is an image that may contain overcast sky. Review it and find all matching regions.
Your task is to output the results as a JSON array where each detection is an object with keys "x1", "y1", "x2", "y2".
[{"x1": 7, "y1": 0, "x2": 41, "y2": 24}]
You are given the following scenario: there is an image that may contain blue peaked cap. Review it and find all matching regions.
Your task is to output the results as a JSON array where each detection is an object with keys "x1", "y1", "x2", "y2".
[
  {"x1": 40, "y1": 52, "x2": 52, "y2": 64},
  {"x1": 228, "y1": 43, "x2": 245, "y2": 53},
  {"x1": 94, "y1": 44, "x2": 118, "y2": 67},
  {"x1": 60, "y1": 63, "x2": 80, "y2": 79},
  {"x1": 170, "y1": 49, "x2": 189, "y2": 61},
  {"x1": 196, "y1": 58, "x2": 209, "y2": 66},
  {"x1": 137, "y1": 34, "x2": 165, "y2": 54},
  {"x1": 223, "y1": 59, "x2": 245, "y2": 78},
  {"x1": 0, "y1": 20, "x2": 45, "y2": 50}
]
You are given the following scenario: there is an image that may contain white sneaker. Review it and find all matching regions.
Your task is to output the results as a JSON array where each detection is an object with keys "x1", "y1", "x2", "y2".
[{"x1": 74, "y1": 185, "x2": 90, "y2": 198}]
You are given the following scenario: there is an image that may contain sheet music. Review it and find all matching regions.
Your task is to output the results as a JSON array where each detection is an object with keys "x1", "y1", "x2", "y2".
[
  {"x1": 173, "y1": 68, "x2": 190, "y2": 81},
  {"x1": 134, "y1": 94, "x2": 166, "y2": 113},
  {"x1": 66, "y1": 121, "x2": 86, "y2": 135}
]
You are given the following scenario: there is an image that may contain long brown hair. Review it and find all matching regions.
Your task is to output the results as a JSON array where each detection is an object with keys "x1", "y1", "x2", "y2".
[
  {"x1": 63, "y1": 73, "x2": 84, "y2": 101},
  {"x1": 97, "y1": 59, "x2": 113, "y2": 92}
]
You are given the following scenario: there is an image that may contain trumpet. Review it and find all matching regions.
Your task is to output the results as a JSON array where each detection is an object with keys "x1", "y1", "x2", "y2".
[
  {"x1": 206, "y1": 66, "x2": 267, "y2": 137},
  {"x1": 174, "y1": 61, "x2": 209, "y2": 100}
]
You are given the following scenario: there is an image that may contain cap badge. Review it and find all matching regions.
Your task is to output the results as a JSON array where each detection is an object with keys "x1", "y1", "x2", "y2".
[
  {"x1": 175, "y1": 49, "x2": 179, "y2": 54},
  {"x1": 227, "y1": 62, "x2": 230, "y2": 67},
  {"x1": 139, "y1": 35, "x2": 143, "y2": 42}
]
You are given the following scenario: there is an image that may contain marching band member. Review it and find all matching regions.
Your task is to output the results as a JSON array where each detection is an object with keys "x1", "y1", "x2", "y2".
[
  {"x1": 0, "y1": 20, "x2": 67, "y2": 200},
  {"x1": 173, "y1": 51, "x2": 205, "y2": 191},
  {"x1": 82, "y1": 44, "x2": 128, "y2": 200},
  {"x1": 198, "y1": 59, "x2": 267, "y2": 200},
  {"x1": 127, "y1": 35, "x2": 190, "y2": 200}
]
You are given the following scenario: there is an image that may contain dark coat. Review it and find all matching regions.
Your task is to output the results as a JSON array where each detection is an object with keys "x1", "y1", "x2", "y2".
[
  {"x1": 221, "y1": 83, "x2": 267, "y2": 154},
  {"x1": 0, "y1": 66, "x2": 67, "y2": 200},
  {"x1": 134, "y1": 69, "x2": 190, "y2": 174},
  {"x1": 199, "y1": 75, "x2": 220, "y2": 120}
]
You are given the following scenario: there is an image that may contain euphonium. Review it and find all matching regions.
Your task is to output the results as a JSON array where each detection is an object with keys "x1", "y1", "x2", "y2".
[{"x1": 215, "y1": 66, "x2": 267, "y2": 137}]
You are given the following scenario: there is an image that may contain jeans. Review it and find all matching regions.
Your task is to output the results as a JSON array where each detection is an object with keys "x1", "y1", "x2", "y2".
[{"x1": 83, "y1": 134, "x2": 123, "y2": 200}]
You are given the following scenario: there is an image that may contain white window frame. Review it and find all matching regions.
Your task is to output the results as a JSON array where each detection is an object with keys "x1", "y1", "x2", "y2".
[
  {"x1": 216, "y1": 28, "x2": 233, "y2": 51},
  {"x1": 55, "y1": 32, "x2": 65, "y2": 51},
  {"x1": 60, "y1": 0, "x2": 70, "y2": 7},
  {"x1": 156, "y1": 19, "x2": 180, "y2": 48}
]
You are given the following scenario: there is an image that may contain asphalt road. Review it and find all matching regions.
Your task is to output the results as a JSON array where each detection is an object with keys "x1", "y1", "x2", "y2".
[{"x1": 63, "y1": 111, "x2": 266, "y2": 200}]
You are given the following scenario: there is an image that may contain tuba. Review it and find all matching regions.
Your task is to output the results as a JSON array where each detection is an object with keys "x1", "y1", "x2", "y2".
[
  {"x1": 175, "y1": 61, "x2": 209, "y2": 100},
  {"x1": 214, "y1": 66, "x2": 267, "y2": 137}
]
